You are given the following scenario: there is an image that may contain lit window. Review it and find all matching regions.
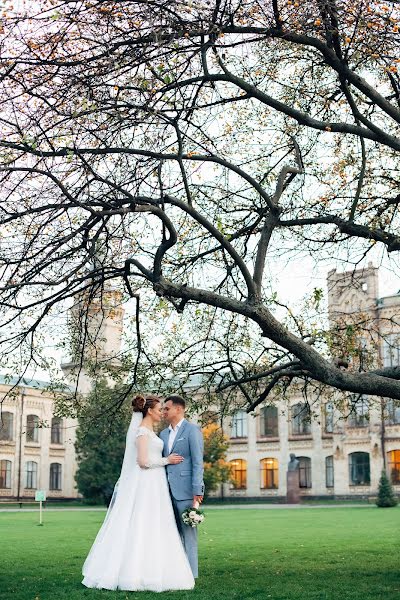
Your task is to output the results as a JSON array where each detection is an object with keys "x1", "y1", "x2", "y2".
[
  {"x1": 383, "y1": 334, "x2": 400, "y2": 368},
  {"x1": 25, "y1": 461, "x2": 38, "y2": 489},
  {"x1": 26, "y1": 415, "x2": 39, "y2": 443},
  {"x1": 348, "y1": 396, "x2": 369, "y2": 428},
  {"x1": 349, "y1": 452, "x2": 370, "y2": 485},
  {"x1": 260, "y1": 458, "x2": 278, "y2": 489},
  {"x1": 260, "y1": 406, "x2": 278, "y2": 437},
  {"x1": 291, "y1": 403, "x2": 311, "y2": 435},
  {"x1": 387, "y1": 450, "x2": 400, "y2": 485},
  {"x1": 0, "y1": 460, "x2": 11, "y2": 489},
  {"x1": 298, "y1": 456, "x2": 312, "y2": 488},
  {"x1": 0, "y1": 412, "x2": 14, "y2": 441},
  {"x1": 325, "y1": 455, "x2": 334, "y2": 488},
  {"x1": 51, "y1": 417, "x2": 63, "y2": 444},
  {"x1": 50, "y1": 463, "x2": 62, "y2": 490},
  {"x1": 230, "y1": 410, "x2": 247, "y2": 438},
  {"x1": 229, "y1": 459, "x2": 247, "y2": 489}
]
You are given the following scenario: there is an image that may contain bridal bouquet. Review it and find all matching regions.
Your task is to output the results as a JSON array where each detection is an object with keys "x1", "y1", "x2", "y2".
[{"x1": 182, "y1": 506, "x2": 205, "y2": 528}]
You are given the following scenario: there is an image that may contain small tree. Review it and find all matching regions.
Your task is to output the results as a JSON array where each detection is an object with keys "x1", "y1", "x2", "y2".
[
  {"x1": 203, "y1": 423, "x2": 232, "y2": 498},
  {"x1": 75, "y1": 381, "x2": 131, "y2": 504},
  {"x1": 376, "y1": 470, "x2": 398, "y2": 508}
]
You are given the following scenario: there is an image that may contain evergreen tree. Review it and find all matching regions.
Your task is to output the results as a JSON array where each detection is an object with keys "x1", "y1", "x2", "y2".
[
  {"x1": 376, "y1": 470, "x2": 398, "y2": 508},
  {"x1": 75, "y1": 381, "x2": 131, "y2": 505}
]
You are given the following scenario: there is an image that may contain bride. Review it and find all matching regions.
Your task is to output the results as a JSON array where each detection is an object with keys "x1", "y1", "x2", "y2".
[{"x1": 82, "y1": 395, "x2": 195, "y2": 591}]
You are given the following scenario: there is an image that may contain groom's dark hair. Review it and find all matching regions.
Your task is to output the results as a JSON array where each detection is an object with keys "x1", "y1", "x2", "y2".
[{"x1": 165, "y1": 394, "x2": 186, "y2": 409}]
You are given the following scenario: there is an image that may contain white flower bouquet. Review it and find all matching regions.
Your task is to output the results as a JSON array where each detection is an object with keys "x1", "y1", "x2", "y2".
[{"x1": 181, "y1": 506, "x2": 205, "y2": 528}]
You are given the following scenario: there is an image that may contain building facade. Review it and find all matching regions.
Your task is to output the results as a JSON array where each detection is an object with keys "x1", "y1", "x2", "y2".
[
  {"x1": 0, "y1": 377, "x2": 78, "y2": 500},
  {"x1": 221, "y1": 264, "x2": 400, "y2": 499},
  {"x1": 1, "y1": 266, "x2": 399, "y2": 501},
  {"x1": 0, "y1": 288, "x2": 125, "y2": 501}
]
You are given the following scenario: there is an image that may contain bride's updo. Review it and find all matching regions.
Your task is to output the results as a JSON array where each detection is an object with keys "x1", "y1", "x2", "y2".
[{"x1": 132, "y1": 394, "x2": 160, "y2": 417}]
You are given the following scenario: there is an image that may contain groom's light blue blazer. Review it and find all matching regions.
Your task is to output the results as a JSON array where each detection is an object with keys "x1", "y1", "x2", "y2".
[{"x1": 160, "y1": 419, "x2": 205, "y2": 501}]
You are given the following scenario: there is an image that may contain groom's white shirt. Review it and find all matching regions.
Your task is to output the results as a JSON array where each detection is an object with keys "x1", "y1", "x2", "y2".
[{"x1": 168, "y1": 418, "x2": 185, "y2": 453}]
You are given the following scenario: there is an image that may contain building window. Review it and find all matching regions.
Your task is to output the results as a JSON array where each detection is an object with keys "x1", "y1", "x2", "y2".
[
  {"x1": 387, "y1": 450, "x2": 400, "y2": 485},
  {"x1": 325, "y1": 455, "x2": 334, "y2": 488},
  {"x1": 260, "y1": 406, "x2": 278, "y2": 437},
  {"x1": 230, "y1": 410, "x2": 247, "y2": 439},
  {"x1": 291, "y1": 403, "x2": 311, "y2": 435},
  {"x1": 324, "y1": 403, "x2": 334, "y2": 434},
  {"x1": 383, "y1": 334, "x2": 400, "y2": 367},
  {"x1": 50, "y1": 463, "x2": 62, "y2": 490},
  {"x1": 348, "y1": 396, "x2": 369, "y2": 428},
  {"x1": 25, "y1": 461, "x2": 38, "y2": 489},
  {"x1": 0, "y1": 460, "x2": 11, "y2": 489},
  {"x1": 229, "y1": 459, "x2": 247, "y2": 489},
  {"x1": 298, "y1": 457, "x2": 312, "y2": 488},
  {"x1": 0, "y1": 412, "x2": 14, "y2": 441},
  {"x1": 260, "y1": 458, "x2": 278, "y2": 489},
  {"x1": 51, "y1": 417, "x2": 63, "y2": 444},
  {"x1": 384, "y1": 399, "x2": 400, "y2": 425},
  {"x1": 349, "y1": 452, "x2": 370, "y2": 486},
  {"x1": 26, "y1": 415, "x2": 39, "y2": 443}
]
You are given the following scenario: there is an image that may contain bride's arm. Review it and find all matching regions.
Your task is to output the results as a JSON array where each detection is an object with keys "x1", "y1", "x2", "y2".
[
  {"x1": 136, "y1": 432, "x2": 169, "y2": 469},
  {"x1": 136, "y1": 430, "x2": 184, "y2": 468}
]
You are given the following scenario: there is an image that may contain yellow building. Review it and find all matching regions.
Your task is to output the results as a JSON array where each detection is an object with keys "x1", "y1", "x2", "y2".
[
  {"x1": 220, "y1": 264, "x2": 400, "y2": 499},
  {"x1": 2, "y1": 267, "x2": 399, "y2": 502},
  {"x1": 0, "y1": 377, "x2": 78, "y2": 500}
]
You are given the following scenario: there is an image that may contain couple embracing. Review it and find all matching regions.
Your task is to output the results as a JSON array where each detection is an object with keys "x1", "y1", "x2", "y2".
[{"x1": 82, "y1": 394, "x2": 204, "y2": 592}]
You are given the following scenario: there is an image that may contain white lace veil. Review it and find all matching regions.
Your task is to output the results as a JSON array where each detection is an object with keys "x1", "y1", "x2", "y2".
[{"x1": 82, "y1": 411, "x2": 142, "y2": 587}]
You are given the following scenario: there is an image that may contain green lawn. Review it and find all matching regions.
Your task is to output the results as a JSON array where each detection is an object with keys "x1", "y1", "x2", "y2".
[{"x1": 1, "y1": 507, "x2": 399, "y2": 600}]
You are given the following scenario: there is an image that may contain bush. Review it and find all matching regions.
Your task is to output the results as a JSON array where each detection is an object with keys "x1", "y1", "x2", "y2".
[{"x1": 203, "y1": 423, "x2": 232, "y2": 498}]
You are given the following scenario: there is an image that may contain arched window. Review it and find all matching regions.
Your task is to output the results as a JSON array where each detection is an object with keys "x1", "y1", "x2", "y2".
[
  {"x1": 298, "y1": 456, "x2": 312, "y2": 488},
  {"x1": 291, "y1": 403, "x2": 311, "y2": 435},
  {"x1": 229, "y1": 459, "x2": 247, "y2": 489},
  {"x1": 387, "y1": 450, "x2": 400, "y2": 485},
  {"x1": 260, "y1": 406, "x2": 278, "y2": 437},
  {"x1": 26, "y1": 415, "x2": 39, "y2": 443},
  {"x1": 0, "y1": 412, "x2": 14, "y2": 441},
  {"x1": 0, "y1": 460, "x2": 11, "y2": 488},
  {"x1": 348, "y1": 396, "x2": 369, "y2": 428},
  {"x1": 51, "y1": 417, "x2": 63, "y2": 444},
  {"x1": 230, "y1": 411, "x2": 247, "y2": 439},
  {"x1": 25, "y1": 461, "x2": 38, "y2": 489},
  {"x1": 349, "y1": 452, "x2": 370, "y2": 485},
  {"x1": 50, "y1": 463, "x2": 62, "y2": 490},
  {"x1": 260, "y1": 458, "x2": 278, "y2": 489},
  {"x1": 325, "y1": 455, "x2": 334, "y2": 488}
]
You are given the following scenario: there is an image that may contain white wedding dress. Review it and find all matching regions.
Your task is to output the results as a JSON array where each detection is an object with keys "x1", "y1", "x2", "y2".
[{"x1": 82, "y1": 414, "x2": 194, "y2": 592}]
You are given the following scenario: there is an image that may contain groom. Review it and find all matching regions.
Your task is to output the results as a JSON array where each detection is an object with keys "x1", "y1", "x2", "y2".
[{"x1": 160, "y1": 395, "x2": 204, "y2": 578}]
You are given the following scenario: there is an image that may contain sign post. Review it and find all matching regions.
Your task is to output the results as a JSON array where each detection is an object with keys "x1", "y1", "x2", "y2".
[{"x1": 35, "y1": 490, "x2": 46, "y2": 526}]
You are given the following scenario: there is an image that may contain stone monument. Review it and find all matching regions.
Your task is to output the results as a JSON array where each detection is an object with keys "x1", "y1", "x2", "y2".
[{"x1": 286, "y1": 453, "x2": 300, "y2": 504}]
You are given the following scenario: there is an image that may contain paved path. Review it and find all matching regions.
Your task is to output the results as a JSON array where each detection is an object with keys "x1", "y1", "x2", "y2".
[{"x1": 0, "y1": 503, "x2": 373, "y2": 513}]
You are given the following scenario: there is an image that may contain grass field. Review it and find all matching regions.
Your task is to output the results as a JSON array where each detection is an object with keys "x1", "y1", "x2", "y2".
[{"x1": 1, "y1": 507, "x2": 399, "y2": 600}]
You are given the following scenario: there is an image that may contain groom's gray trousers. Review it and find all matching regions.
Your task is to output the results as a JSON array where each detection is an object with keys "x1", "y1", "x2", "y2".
[{"x1": 170, "y1": 492, "x2": 199, "y2": 578}]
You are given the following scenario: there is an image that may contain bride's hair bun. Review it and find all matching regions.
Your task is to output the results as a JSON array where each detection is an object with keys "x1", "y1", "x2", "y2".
[
  {"x1": 132, "y1": 394, "x2": 161, "y2": 417},
  {"x1": 132, "y1": 395, "x2": 146, "y2": 412}
]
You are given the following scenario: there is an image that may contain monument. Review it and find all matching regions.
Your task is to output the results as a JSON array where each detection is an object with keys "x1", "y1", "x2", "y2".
[{"x1": 286, "y1": 453, "x2": 300, "y2": 504}]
